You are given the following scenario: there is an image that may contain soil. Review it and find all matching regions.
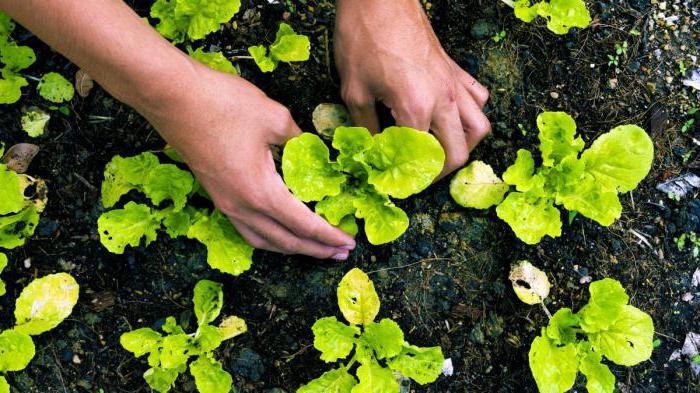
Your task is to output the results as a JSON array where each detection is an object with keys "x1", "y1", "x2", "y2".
[{"x1": 1, "y1": 0, "x2": 699, "y2": 392}]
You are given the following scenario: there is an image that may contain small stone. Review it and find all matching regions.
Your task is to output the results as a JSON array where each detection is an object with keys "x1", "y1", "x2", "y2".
[
  {"x1": 682, "y1": 292, "x2": 694, "y2": 302},
  {"x1": 550, "y1": 92, "x2": 560, "y2": 99},
  {"x1": 580, "y1": 275, "x2": 593, "y2": 284},
  {"x1": 23, "y1": 258, "x2": 31, "y2": 268},
  {"x1": 72, "y1": 354, "x2": 82, "y2": 364}
]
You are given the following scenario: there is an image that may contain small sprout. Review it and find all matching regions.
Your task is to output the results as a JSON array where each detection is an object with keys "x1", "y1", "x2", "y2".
[
  {"x1": 21, "y1": 108, "x2": 50, "y2": 138},
  {"x1": 248, "y1": 23, "x2": 310, "y2": 73},
  {"x1": 682, "y1": 118, "x2": 695, "y2": 134},
  {"x1": 312, "y1": 103, "x2": 352, "y2": 140},
  {"x1": 509, "y1": 260, "x2": 551, "y2": 305},
  {"x1": 492, "y1": 30, "x2": 507, "y2": 42}
]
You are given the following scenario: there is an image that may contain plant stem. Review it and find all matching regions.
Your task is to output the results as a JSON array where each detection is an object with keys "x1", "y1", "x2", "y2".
[{"x1": 540, "y1": 302, "x2": 553, "y2": 319}]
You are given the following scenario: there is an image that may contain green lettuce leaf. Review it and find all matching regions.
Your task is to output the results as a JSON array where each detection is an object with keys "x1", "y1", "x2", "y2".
[
  {"x1": 332, "y1": 126, "x2": 373, "y2": 175},
  {"x1": 162, "y1": 316, "x2": 185, "y2": 335},
  {"x1": 556, "y1": 174, "x2": 622, "y2": 226},
  {"x1": 578, "y1": 278, "x2": 629, "y2": 333},
  {"x1": 387, "y1": 344, "x2": 444, "y2": 385},
  {"x1": 37, "y1": 72, "x2": 74, "y2": 103},
  {"x1": 546, "y1": 308, "x2": 579, "y2": 345},
  {"x1": 0, "y1": 74, "x2": 28, "y2": 104},
  {"x1": 537, "y1": 112, "x2": 584, "y2": 167},
  {"x1": 358, "y1": 126, "x2": 445, "y2": 199},
  {"x1": 581, "y1": 125, "x2": 654, "y2": 193},
  {"x1": 353, "y1": 190, "x2": 409, "y2": 245},
  {"x1": 297, "y1": 368, "x2": 357, "y2": 393},
  {"x1": 0, "y1": 252, "x2": 6, "y2": 296},
  {"x1": 150, "y1": 0, "x2": 184, "y2": 42},
  {"x1": 351, "y1": 361, "x2": 399, "y2": 393},
  {"x1": 151, "y1": 0, "x2": 241, "y2": 43},
  {"x1": 189, "y1": 47, "x2": 237, "y2": 75},
  {"x1": 0, "y1": 329, "x2": 34, "y2": 372},
  {"x1": 101, "y1": 152, "x2": 160, "y2": 208},
  {"x1": 495, "y1": 192, "x2": 561, "y2": 244},
  {"x1": 592, "y1": 305, "x2": 654, "y2": 366},
  {"x1": 193, "y1": 325, "x2": 224, "y2": 354},
  {"x1": 1, "y1": 43, "x2": 35, "y2": 73},
  {"x1": 513, "y1": 0, "x2": 540, "y2": 22},
  {"x1": 282, "y1": 132, "x2": 345, "y2": 202},
  {"x1": 315, "y1": 190, "x2": 358, "y2": 226},
  {"x1": 248, "y1": 45, "x2": 276, "y2": 73},
  {"x1": 0, "y1": 11, "x2": 14, "y2": 47},
  {"x1": 312, "y1": 316, "x2": 359, "y2": 362},
  {"x1": 337, "y1": 268, "x2": 380, "y2": 326},
  {"x1": 528, "y1": 334, "x2": 578, "y2": 393},
  {"x1": 217, "y1": 315, "x2": 247, "y2": 341},
  {"x1": 362, "y1": 319, "x2": 404, "y2": 360},
  {"x1": 144, "y1": 366, "x2": 180, "y2": 393},
  {"x1": 160, "y1": 207, "x2": 194, "y2": 238},
  {"x1": 450, "y1": 160, "x2": 509, "y2": 209},
  {"x1": 539, "y1": 0, "x2": 592, "y2": 35},
  {"x1": 0, "y1": 164, "x2": 25, "y2": 215},
  {"x1": 97, "y1": 202, "x2": 161, "y2": 254},
  {"x1": 337, "y1": 215, "x2": 359, "y2": 237},
  {"x1": 14, "y1": 273, "x2": 79, "y2": 335},
  {"x1": 186, "y1": 209, "x2": 253, "y2": 276},
  {"x1": 143, "y1": 164, "x2": 195, "y2": 211},
  {"x1": 190, "y1": 356, "x2": 233, "y2": 393},
  {"x1": 503, "y1": 149, "x2": 536, "y2": 191},
  {"x1": 21, "y1": 108, "x2": 50, "y2": 138},
  {"x1": 269, "y1": 23, "x2": 311, "y2": 63},
  {"x1": 579, "y1": 351, "x2": 615, "y2": 393},
  {"x1": 159, "y1": 333, "x2": 193, "y2": 369},
  {"x1": 0, "y1": 375, "x2": 9, "y2": 393},
  {"x1": 121, "y1": 327, "x2": 163, "y2": 358},
  {"x1": 193, "y1": 280, "x2": 224, "y2": 326},
  {"x1": 0, "y1": 205, "x2": 40, "y2": 249}
]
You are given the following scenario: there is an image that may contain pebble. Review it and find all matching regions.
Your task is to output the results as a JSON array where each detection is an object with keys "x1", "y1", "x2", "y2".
[
  {"x1": 23, "y1": 258, "x2": 31, "y2": 268},
  {"x1": 550, "y1": 92, "x2": 560, "y2": 99},
  {"x1": 72, "y1": 354, "x2": 82, "y2": 364}
]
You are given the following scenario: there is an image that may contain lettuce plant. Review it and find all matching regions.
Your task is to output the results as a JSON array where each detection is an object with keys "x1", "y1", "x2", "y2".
[
  {"x1": 150, "y1": 0, "x2": 241, "y2": 43},
  {"x1": 98, "y1": 151, "x2": 254, "y2": 276},
  {"x1": 298, "y1": 268, "x2": 444, "y2": 392},
  {"x1": 282, "y1": 126, "x2": 445, "y2": 245},
  {"x1": 0, "y1": 273, "x2": 80, "y2": 393},
  {"x1": 248, "y1": 23, "x2": 310, "y2": 73},
  {"x1": 501, "y1": 0, "x2": 591, "y2": 35},
  {"x1": 0, "y1": 12, "x2": 34, "y2": 104},
  {"x1": 527, "y1": 278, "x2": 654, "y2": 393},
  {"x1": 0, "y1": 143, "x2": 47, "y2": 250},
  {"x1": 188, "y1": 47, "x2": 237, "y2": 75},
  {"x1": 120, "y1": 280, "x2": 247, "y2": 393},
  {"x1": 37, "y1": 72, "x2": 75, "y2": 103},
  {"x1": 21, "y1": 108, "x2": 50, "y2": 137},
  {"x1": 450, "y1": 112, "x2": 654, "y2": 244}
]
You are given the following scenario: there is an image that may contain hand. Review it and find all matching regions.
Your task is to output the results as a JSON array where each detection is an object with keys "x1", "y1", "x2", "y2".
[
  {"x1": 136, "y1": 61, "x2": 356, "y2": 259},
  {"x1": 334, "y1": 0, "x2": 491, "y2": 178}
]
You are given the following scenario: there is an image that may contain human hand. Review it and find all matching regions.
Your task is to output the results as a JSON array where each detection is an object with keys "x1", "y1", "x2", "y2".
[
  {"x1": 135, "y1": 61, "x2": 356, "y2": 259},
  {"x1": 334, "y1": 0, "x2": 491, "y2": 178}
]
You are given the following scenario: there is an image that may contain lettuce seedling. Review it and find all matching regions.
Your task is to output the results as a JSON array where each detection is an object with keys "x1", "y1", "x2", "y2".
[
  {"x1": 501, "y1": 0, "x2": 591, "y2": 35},
  {"x1": 120, "y1": 280, "x2": 247, "y2": 393},
  {"x1": 248, "y1": 23, "x2": 310, "y2": 73},
  {"x1": 150, "y1": 0, "x2": 241, "y2": 43},
  {"x1": 283, "y1": 126, "x2": 445, "y2": 245},
  {"x1": 0, "y1": 273, "x2": 80, "y2": 392},
  {"x1": 450, "y1": 112, "x2": 654, "y2": 244},
  {"x1": 21, "y1": 107, "x2": 50, "y2": 137},
  {"x1": 298, "y1": 268, "x2": 444, "y2": 392},
  {"x1": 0, "y1": 143, "x2": 47, "y2": 249},
  {"x1": 525, "y1": 278, "x2": 654, "y2": 393},
  {"x1": 0, "y1": 12, "x2": 34, "y2": 105},
  {"x1": 189, "y1": 47, "x2": 238, "y2": 75},
  {"x1": 37, "y1": 72, "x2": 75, "y2": 103},
  {"x1": 98, "y1": 151, "x2": 254, "y2": 276}
]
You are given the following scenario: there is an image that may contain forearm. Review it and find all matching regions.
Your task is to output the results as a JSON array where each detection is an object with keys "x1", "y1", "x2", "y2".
[{"x1": 0, "y1": 0, "x2": 197, "y2": 113}]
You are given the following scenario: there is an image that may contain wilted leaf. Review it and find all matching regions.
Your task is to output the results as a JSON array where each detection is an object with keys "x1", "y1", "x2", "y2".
[
  {"x1": 1, "y1": 143, "x2": 39, "y2": 174},
  {"x1": 75, "y1": 69, "x2": 94, "y2": 98},
  {"x1": 509, "y1": 260, "x2": 550, "y2": 304}
]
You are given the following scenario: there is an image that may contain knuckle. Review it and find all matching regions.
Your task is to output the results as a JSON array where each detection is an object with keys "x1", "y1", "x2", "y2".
[
  {"x1": 404, "y1": 95, "x2": 433, "y2": 121},
  {"x1": 341, "y1": 85, "x2": 370, "y2": 108},
  {"x1": 474, "y1": 117, "x2": 492, "y2": 136},
  {"x1": 475, "y1": 85, "x2": 490, "y2": 105},
  {"x1": 446, "y1": 151, "x2": 468, "y2": 169},
  {"x1": 246, "y1": 236, "x2": 266, "y2": 250}
]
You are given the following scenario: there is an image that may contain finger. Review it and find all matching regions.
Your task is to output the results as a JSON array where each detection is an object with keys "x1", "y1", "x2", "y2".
[
  {"x1": 451, "y1": 60, "x2": 489, "y2": 108},
  {"x1": 457, "y1": 89, "x2": 492, "y2": 151},
  {"x1": 267, "y1": 177, "x2": 356, "y2": 249},
  {"x1": 348, "y1": 102, "x2": 381, "y2": 133},
  {"x1": 431, "y1": 103, "x2": 468, "y2": 179},
  {"x1": 266, "y1": 106, "x2": 303, "y2": 145},
  {"x1": 233, "y1": 221, "x2": 286, "y2": 254},
  {"x1": 245, "y1": 211, "x2": 349, "y2": 260},
  {"x1": 389, "y1": 95, "x2": 433, "y2": 132}
]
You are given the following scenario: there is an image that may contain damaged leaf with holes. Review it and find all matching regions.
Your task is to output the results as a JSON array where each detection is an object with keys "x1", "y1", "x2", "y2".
[
  {"x1": 0, "y1": 142, "x2": 47, "y2": 249},
  {"x1": 450, "y1": 111, "x2": 654, "y2": 244},
  {"x1": 98, "y1": 151, "x2": 254, "y2": 276},
  {"x1": 527, "y1": 278, "x2": 653, "y2": 393},
  {"x1": 0, "y1": 273, "x2": 79, "y2": 391},
  {"x1": 506, "y1": 0, "x2": 591, "y2": 35},
  {"x1": 297, "y1": 268, "x2": 444, "y2": 392},
  {"x1": 120, "y1": 279, "x2": 246, "y2": 393}
]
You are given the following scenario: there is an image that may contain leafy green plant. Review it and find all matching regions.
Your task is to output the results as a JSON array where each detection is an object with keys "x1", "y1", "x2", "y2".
[
  {"x1": 282, "y1": 126, "x2": 445, "y2": 245},
  {"x1": 450, "y1": 111, "x2": 654, "y2": 244},
  {"x1": 150, "y1": 0, "x2": 241, "y2": 43},
  {"x1": 97, "y1": 151, "x2": 254, "y2": 276},
  {"x1": 607, "y1": 41, "x2": 628, "y2": 68},
  {"x1": 676, "y1": 232, "x2": 700, "y2": 258},
  {"x1": 502, "y1": 0, "x2": 591, "y2": 35},
  {"x1": 21, "y1": 107, "x2": 50, "y2": 137},
  {"x1": 0, "y1": 273, "x2": 80, "y2": 392},
  {"x1": 0, "y1": 12, "x2": 34, "y2": 104},
  {"x1": 188, "y1": 47, "x2": 237, "y2": 75},
  {"x1": 248, "y1": 23, "x2": 310, "y2": 73},
  {"x1": 492, "y1": 30, "x2": 507, "y2": 43},
  {"x1": 120, "y1": 279, "x2": 247, "y2": 393},
  {"x1": 0, "y1": 143, "x2": 47, "y2": 249},
  {"x1": 37, "y1": 72, "x2": 75, "y2": 103},
  {"x1": 525, "y1": 278, "x2": 654, "y2": 393},
  {"x1": 297, "y1": 268, "x2": 444, "y2": 392}
]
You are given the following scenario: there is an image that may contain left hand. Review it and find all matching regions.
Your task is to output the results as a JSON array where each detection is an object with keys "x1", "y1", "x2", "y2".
[{"x1": 334, "y1": 0, "x2": 491, "y2": 178}]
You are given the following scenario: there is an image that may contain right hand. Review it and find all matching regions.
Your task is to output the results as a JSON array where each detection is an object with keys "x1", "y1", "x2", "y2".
[{"x1": 134, "y1": 59, "x2": 356, "y2": 259}]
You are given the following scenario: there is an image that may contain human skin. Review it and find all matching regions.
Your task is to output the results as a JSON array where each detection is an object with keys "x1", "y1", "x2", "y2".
[{"x1": 0, "y1": 0, "x2": 489, "y2": 258}]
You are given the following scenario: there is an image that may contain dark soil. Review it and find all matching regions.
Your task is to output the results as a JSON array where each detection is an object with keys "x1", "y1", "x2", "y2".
[{"x1": 1, "y1": 0, "x2": 699, "y2": 392}]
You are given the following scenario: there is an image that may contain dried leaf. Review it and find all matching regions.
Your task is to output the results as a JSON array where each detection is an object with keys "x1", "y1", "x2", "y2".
[
  {"x1": 312, "y1": 103, "x2": 352, "y2": 140},
  {"x1": 75, "y1": 69, "x2": 94, "y2": 98},
  {"x1": 509, "y1": 260, "x2": 550, "y2": 305},
  {"x1": 1, "y1": 143, "x2": 39, "y2": 174},
  {"x1": 656, "y1": 173, "x2": 700, "y2": 198}
]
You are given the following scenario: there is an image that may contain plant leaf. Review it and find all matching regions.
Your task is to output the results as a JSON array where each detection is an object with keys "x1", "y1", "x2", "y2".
[
  {"x1": 350, "y1": 361, "x2": 399, "y2": 393},
  {"x1": 297, "y1": 368, "x2": 357, "y2": 393},
  {"x1": 591, "y1": 305, "x2": 654, "y2": 366},
  {"x1": 0, "y1": 329, "x2": 35, "y2": 372},
  {"x1": 101, "y1": 152, "x2": 161, "y2": 208},
  {"x1": 578, "y1": 278, "x2": 629, "y2": 333},
  {"x1": 14, "y1": 273, "x2": 79, "y2": 335},
  {"x1": 528, "y1": 335, "x2": 578, "y2": 393},
  {"x1": 508, "y1": 260, "x2": 551, "y2": 305},
  {"x1": 269, "y1": 23, "x2": 310, "y2": 63},
  {"x1": 0, "y1": 205, "x2": 39, "y2": 249},
  {"x1": 37, "y1": 72, "x2": 75, "y2": 103},
  {"x1": 0, "y1": 74, "x2": 28, "y2": 104},
  {"x1": 362, "y1": 319, "x2": 404, "y2": 360},
  {"x1": 387, "y1": 344, "x2": 444, "y2": 385},
  {"x1": 0, "y1": 164, "x2": 25, "y2": 215},
  {"x1": 190, "y1": 356, "x2": 233, "y2": 393},
  {"x1": 193, "y1": 280, "x2": 224, "y2": 326},
  {"x1": 537, "y1": 112, "x2": 584, "y2": 167},
  {"x1": 218, "y1": 315, "x2": 247, "y2": 340},
  {"x1": 496, "y1": 192, "x2": 561, "y2": 244},
  {"x1": 0, "y1": 252, "x2": 6, "y2": 296},
  {"x1": 353, "y1": 190, "x2": 409, "y2": 245},
  {"x1": 312, "y1": 316, "x2": 359, "y2": 362},
  {"x1": 187, "y1": 209, "x2": 254, "y2": 276},
  {"x1": 97, "y1": 202, "x2": 161, "y2": 254},
  {"x1": 450, "y1": 160, "x2": 509, "y2": 209},
  {"x1": 189, "y1": 47, "x2": 237, "y2": 75},
  {"x1": 282, "y1": 133, "x2": 346, "y2": 202},
  {"x1": 21, "y1": 108, "x2": 50, "y2": 138},
  {"x1": 120, "y1": 328, "x2": 162, "y2": 358},
  {"x1": 539, "y1": 0, "x2": 592, "y2": 35},
  {"x1": 144, "y1": 366, "x2": 180, "y2": 393},
  {"x1": 503, "y1": 149, "x2": 536, "y2": 191},
  {"x1": 337, "y1": 268, "x2": 380, "y2": 326},
  {"x1": 546, "y1": 308, "x2": 579, "y2": 345},
  {"x1": 143, "y1": 164, "x2": 195, "y2": 211},
  {"x1": 579, "y1": 351, "x2": 615, "y2": 393}
]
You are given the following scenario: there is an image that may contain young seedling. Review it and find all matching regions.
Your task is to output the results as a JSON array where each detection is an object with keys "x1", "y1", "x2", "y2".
[
  {"x1": 450, "y1": 111, "x2": 654, "y2": 244},
  {"x1": 0, "y1": 273, "x2": 80, "y2": 392},
  {"x1": 21, "y1": 107, "x2": 51, "y2": 137},
  {"x1": 282, "y1": 126, "x2": 445, "y2": 245},
  {"x1": 510, "y1": 265, "x2": 655, "y2": 393},
  {"x1": 150, "y1": 0, "x2": 242, "y2": 43},
  {"x1": 0, "y1": 142, "x2": 47, "y2": 249},
  {"x1": 501, "y1": 0, "x2": 591, "y2": 35},
  {"x1": 492, "y1": 30, "x2": 507, "y2": 43},
  {"x1": 97, "y1": 151, "x2": 254, "y2": 276},
  {"x1": 188, "y1": 47, "x2": 238, "y2": 75},
  {"x1": 298, "y1": 268, "x2": 444, "y2": 392},
  {"x1": 120, "y1": 280, "x2": 247, "y2": 393},
  {"x1": 248, "y1": 23, "x2": 310, "y2": 73}
]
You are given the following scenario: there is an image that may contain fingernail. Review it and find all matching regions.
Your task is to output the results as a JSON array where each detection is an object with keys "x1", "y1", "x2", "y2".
[
  {"x1": 339, "y1": 245, "x2": 355, "y2": 251},
  {"x1": 332, "y1": 252, "x2": 349, "y2": 261}
]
